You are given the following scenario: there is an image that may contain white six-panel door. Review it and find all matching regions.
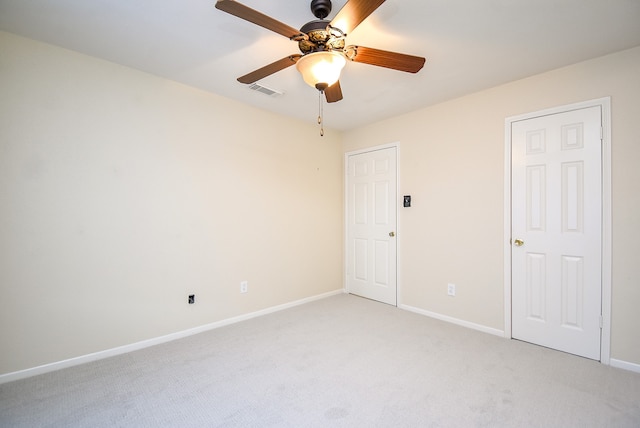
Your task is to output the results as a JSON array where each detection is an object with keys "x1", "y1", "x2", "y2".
[
  {"x1": 346, "y1": 147, "x2": 397, "y2": 306},
  {"x1": 511, "y1": 106, "x2": 602, "y2": 360}
]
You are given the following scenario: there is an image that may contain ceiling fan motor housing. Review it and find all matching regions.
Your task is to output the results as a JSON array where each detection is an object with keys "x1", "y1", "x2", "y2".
[{"x1": 298, "y1": 19, "x2": 345, "y2": 54}]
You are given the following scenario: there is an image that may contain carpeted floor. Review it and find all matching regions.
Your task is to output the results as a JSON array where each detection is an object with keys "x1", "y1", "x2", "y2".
[{"x1": 1, "y1": 294, "x2": 639, "y2": 427}]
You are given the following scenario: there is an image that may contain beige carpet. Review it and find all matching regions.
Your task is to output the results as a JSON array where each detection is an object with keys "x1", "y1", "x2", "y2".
[{"x1": 1, "y1": 294, "x2": 639, "y2": 427}]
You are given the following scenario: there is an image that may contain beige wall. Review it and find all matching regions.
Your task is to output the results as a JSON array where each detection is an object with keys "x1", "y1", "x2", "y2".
[
  {"x1": 2, "y1": 29, "x2": 638, "y2": 377},
  {"x1": 343, "y1": 46, "x2": 640, "y2": 365},
  {"x1": 0, "y1": 32, "x2": 343, "y2": 375}
]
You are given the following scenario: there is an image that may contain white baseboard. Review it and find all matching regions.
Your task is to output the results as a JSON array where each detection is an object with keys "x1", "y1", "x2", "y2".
[
  {"x1": 610, "y1": 358, "x2": 640, "y2": 374},
  {"x1": 399, "y1": 304, "x2": 505, "y2": 337},
  {"x1": 0, "y1": 289, "x2": 345, "y2": 385}
]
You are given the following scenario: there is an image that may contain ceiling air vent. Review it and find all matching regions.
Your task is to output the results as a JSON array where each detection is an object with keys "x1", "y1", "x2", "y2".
[{"x1": 248, "y1": 83, "x2": 283, "y2": 97}]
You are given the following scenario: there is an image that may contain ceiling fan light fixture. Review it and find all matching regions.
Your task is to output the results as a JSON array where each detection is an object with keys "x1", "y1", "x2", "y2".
[{"x1": 296, "y1": 51, "x2": 346, "y2": 89}]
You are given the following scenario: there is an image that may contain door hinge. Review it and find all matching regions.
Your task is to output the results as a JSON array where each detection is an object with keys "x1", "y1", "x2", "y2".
[
  {"x1": 599, "y1": 316, "x2": 604, "y2": 329},
  {"x1": 600, "y1": 126, "x2": 604, "y2": 141}
]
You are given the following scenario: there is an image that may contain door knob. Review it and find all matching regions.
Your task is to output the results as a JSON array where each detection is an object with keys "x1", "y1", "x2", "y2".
[
  {"x1": 389, "y1": 231, "x2": 395, "y2": 237},
  {"x1": 514, "y1": 239, "x2": 524, "y2": 247}
]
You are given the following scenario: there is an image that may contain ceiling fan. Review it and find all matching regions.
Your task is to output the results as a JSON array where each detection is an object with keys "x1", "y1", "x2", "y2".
[{"x1": 215, "y1": 0, "x2": 426, "y2": 104}]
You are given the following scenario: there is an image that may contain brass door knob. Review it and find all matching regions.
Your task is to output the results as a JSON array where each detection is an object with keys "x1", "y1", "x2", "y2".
[
  {"x1": 514, "y1": 239, "x2": 524, "y2": 247},
  {"x1": 389, "y1": 231, "x2": 395, "y2": 237}
]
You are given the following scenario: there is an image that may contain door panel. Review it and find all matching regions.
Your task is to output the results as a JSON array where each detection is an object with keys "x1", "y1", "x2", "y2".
[
  {"x1": 512, "y1": 106, "x2": 602, "y2": 360},
  {"x1": 346, "y1": 147, "x2": 397, "y2": 305}
]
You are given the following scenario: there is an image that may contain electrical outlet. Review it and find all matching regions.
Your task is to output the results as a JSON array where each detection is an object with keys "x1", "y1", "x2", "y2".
[
  {"x1": 447, "y1": 283, "x2": 456, "y2": 296},
  {"x1": 240, "y1": 281, "x2": 248, "y2": 293},
  {"x1": 188, "y1": 294, "x2": 195, "y2": 304}
]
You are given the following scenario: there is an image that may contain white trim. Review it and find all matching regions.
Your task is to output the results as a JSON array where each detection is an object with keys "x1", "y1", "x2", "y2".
[
  {"x1": 344, "y1": 141, "x2": 400, "y2": 157},
  {"x1": 344, "y1": 142, "x2": 400, "y2": 306},
  {"x1": 0, "y1": 289, "x2": 345, "y2": 385},
  {"x1": 399, "y1": 304, "x2": 505, "y2": 337},
  {"x1": 395, "y1": 145, "x2": 401, "y2": 307},
  {"x1": 610, "y1": 358, "x2": 640, "y2": 374},
  {"x1": 503, "y1": 97, "x2": 612, "y2": 364},
  {"x1": 600, "y1": 98, "x2": 612, "y2": 365},
  {"x1": 503, "y1": 119, "x2": 513, "y2": 340}
]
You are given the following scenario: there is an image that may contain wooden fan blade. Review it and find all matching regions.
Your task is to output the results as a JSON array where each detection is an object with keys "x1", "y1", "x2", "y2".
[
  {"x1": 330, "y1": 0, "x2": 386, "y2": 35},
  {"x1": 215, "y1": 0, "x2": 301, "y2": 39},
  {"x1": 349, "y1": 46, "x2": 425, "y2": 73},
  {"x1": 325, "y1": 81, "x2": 343, "y2": 103},
  {"x1": 237, "y1": 55, "x2": 302, "y2": 84}
]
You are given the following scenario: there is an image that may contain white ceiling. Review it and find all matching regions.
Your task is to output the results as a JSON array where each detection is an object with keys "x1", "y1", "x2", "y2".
[{"x1": 2, "y1": 0, "x2": 640, "y2": 131}]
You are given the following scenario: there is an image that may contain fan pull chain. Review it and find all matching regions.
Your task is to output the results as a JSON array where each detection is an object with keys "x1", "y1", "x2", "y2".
[{"x1": 318, "y1": 90, "x2": 324, "y2": 137}]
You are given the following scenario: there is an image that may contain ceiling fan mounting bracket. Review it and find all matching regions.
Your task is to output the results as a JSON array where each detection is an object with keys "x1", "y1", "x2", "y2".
[
  {"x1": 310, "y1": 0, "x2": 332, "y2": 20},
  {"x1": 344, "y1": 45, "x2": 357, "y2": 60}
]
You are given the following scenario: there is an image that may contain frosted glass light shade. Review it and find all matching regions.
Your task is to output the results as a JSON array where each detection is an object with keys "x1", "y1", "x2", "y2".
[{"x1": 296, "y1": 51, "x2": 346, "y2": 88}]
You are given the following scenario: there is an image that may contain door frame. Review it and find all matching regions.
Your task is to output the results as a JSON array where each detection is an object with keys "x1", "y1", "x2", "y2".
[
  {"x1": 503, "y1": 97, "x2": 612, "y2": 364},
  {"x1": 344, "y1": 142, "x2": 400, "y2": 306}
]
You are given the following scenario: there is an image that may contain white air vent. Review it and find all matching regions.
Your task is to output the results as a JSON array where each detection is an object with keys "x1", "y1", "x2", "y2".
[{"x1": 248, "y1": 83, "x2": 283, "y2": 97}]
